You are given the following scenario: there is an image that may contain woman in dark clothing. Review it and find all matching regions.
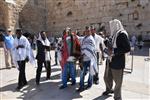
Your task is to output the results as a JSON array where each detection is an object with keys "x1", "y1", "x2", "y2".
[
  {"x1": 103, "y1": 19, "x2": 130, "y2": 100},
  {"x1": 36, "y1": 31, "x2": 51, "y2": 85}
]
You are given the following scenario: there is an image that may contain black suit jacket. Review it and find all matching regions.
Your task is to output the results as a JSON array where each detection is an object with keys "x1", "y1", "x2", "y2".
[
  {"x1": 36, "y1": 40, "x2": 46, "y2": 62},
  {"x1": 110, "y1": 32, "x2": 130, "y2": 69},
  {"x1": 36, "y1": 40, "x2": 50, "y2": 61}
]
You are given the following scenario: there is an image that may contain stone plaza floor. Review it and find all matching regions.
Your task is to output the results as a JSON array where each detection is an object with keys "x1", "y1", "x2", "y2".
[{"x1": 0, "y1": 47, "x2": 150, "y2": 100}]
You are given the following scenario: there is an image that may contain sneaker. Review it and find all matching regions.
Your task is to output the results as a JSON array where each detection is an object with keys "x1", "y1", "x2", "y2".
[
  {"x1": 102, "y1": 90, "x2": 114, "y2": 95},
  {"x1": 59, "y1": 85, "x2": 67, "y2": 89}
]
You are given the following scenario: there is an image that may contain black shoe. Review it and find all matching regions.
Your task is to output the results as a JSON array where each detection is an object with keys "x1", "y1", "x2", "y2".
[
  {"x1": 23, "y1": 82, "x2": 28, "y2": 86},
  {"x1": 36, "y1": 82, "x2": 40, "y2": 86},
  {"x1": 114, "y1": 97, "x2": 122, "y2": 100},
  {"x1": 12, "y1": 66, "x2": 16, "y2": 68},
  {"x1": 53, "y1": 64, "x2": 58, "y2": 66},
  {"x1": 93, "y1": 73, "x2": 99, "y2": 85},
  {"x1": 102, "y1": 90, "x2": 114, "y2": 95},
  {"x1": 15, "y1": 86, "x2": 22, "y2": 91},
  {"x1": 85, "y1": 85, "x2": 92, "y2": 89},
  {"x1": 46, "y1": 77, "x2": 50, "y2": 80},
  {"x1": 6, "y1": 67, "x2": 11, "y2": 69},
  {"x1": 94, "y1": 80, "x2": 99, "y2": 85},
  {"x1": 76, "y1": 87, "x2": 84, "y2": 92},
  {"x1": 59, "y1": 85, "x2": 67, "y2": 89},
  {"x1": 71, "y1": 82, "x2": 76, "y2": 86}
]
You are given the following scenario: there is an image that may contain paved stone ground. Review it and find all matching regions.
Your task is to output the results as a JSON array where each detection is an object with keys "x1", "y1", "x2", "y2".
[{"x1": 0, "y1": 47, "x2": 150, "y2": 100}]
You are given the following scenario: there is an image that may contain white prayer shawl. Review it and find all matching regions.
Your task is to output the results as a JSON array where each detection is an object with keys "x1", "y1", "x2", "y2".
[
  {"x1": 81, "y1": 35, "x2": 98, "y2": 76},
  {"x1": 37, "y1": 33, "x2": 51, "y2": 61},
  {"x1": 57, "y1": 38, "x2": 62, "y2": 62},
  {"x1": 93, "y1": 33, "x2": 104, "y2": 52},
  {"x1": 109, "y1": 19, "x2": 128, "y2": 48},
  {"x1": 12, "y1": 35, "x2": 35, "y2": 69}
]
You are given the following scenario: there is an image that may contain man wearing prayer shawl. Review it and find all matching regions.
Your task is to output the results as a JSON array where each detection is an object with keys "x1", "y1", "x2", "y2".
[
  {"x1": 59, "y1": 27, "x2": 80, "y2": 89},
  {"x1": 77, "y1": 26, "x2": 98, "y2": 92},
  {"x1": 12, "y1": 29, "x2": 35, "y2": 90},
  {"x1": 102, "y1": 19, "x2": 130, "y2": 100},
  {"x1": 91, "y1": 25, "x2": 104, "y2": 85},
  {"x1": 35, "y1": 31, "x2": 51, "y2": 85}
]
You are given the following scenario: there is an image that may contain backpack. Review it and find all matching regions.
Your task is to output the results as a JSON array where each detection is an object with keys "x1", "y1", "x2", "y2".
[{"x1": 0, "y1": 33, "x2": 4, "y2": 42}]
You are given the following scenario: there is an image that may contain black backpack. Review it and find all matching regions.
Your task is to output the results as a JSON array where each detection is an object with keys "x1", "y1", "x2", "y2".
[{"x1": 0, "y1": 33, "x2": 4, "y2": 42}]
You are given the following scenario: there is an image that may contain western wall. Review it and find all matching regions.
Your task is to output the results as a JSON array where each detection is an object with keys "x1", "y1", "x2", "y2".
[{"x1": 0, "y1": 0, "x2": 150, "y2": 38}]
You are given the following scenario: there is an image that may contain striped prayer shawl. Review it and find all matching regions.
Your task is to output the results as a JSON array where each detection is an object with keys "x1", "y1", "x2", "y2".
[{"x1": 81, "y1": 35, "x2": 98, "y2": 75}]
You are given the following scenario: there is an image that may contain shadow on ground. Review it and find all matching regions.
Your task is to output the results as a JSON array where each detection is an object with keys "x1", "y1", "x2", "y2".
[
  {"x1": 93, "y1": 95, "x2": 112, "y2": 100},
  {"x1": 0, "y1": 68, "x2": 83, "y2": 100}
]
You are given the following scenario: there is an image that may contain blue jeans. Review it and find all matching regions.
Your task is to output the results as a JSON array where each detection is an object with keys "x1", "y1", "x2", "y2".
[
  {"x1": 79, "y1": 61, "x2": 93, "y2": 88},
  {"x1": 62, "y1": 62, "x2": 76, "y2": 87}
]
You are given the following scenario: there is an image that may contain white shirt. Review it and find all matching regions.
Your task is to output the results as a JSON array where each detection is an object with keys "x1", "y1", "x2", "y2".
[
  {"x1": 12, "y1": 35, "x2": 31, "y2": 62},
  {"x1": 76, "y1": 35, "x2": 84, "y2": 44},
  {"x1": 93, "y1": 33, "x2": 104, "y2": 52},
  {"x1": 131, "y1": 36, "x2": 137, "y2": 46}
]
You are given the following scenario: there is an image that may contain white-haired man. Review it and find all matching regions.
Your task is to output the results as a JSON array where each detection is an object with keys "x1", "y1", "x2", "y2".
[
  {"x1": 3, "y1": 28, "x2": 15, "y2": 69},
  {"x1": 102, "y1": 19, "x2": 130, "y2": 100}
]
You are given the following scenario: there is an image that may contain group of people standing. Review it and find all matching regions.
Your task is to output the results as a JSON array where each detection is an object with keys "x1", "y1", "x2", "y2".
[
  {"x1": 1, "y1": 19, "x2": 130, "y2": 100},
  {"x1": 1, "y1": 29, "x2": 50, "y2": 90},
  {"x1": 54, "y1": 19, "x2": 130, "y2": 100}
]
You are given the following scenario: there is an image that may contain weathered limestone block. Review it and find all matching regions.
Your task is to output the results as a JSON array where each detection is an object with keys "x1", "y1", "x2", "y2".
[{"x1": 0, "y1": 0, "x2": 149, "y2": 36}]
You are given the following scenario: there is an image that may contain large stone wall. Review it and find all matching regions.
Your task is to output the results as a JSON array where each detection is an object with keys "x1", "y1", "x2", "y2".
[
  {"x1": 19, "y1": 0, "x2": 46, "y2": 34},
  {"x1": 46, "y1": 0, "x2": 150, "y2": 36},
  {"x1": 0, "y1": 0, "x2": 150, "y2": 37},
  {"x1": 0, "y1": 0, "x2": 46, "y2": 34},
  {"x1": 0, "y1": 0, "x2": 9, "y2": 30}
]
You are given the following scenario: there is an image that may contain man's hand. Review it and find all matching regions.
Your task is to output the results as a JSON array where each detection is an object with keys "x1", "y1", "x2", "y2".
[
  {"x1": 16, "y1": 45, "x2": 24, "y2": 49},
  {"x1": 25, "y1": 56, "x2": 29, "y2": 62},
  {"x1": 45, "y1": 46, "x2": 51, "y2": 51},
  {"x1": 108, "y1": 48, "x2": 113, "y2": 56},
  {"x1": 4, "y1": 48, "x2": 8, "y2": 53},
  {"x1": 102, "y1": 54, "x2": 105, "y2": 61}
]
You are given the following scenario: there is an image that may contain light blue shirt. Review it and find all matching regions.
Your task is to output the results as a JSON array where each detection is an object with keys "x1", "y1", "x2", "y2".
[{"x1": 4, "y1": 34, "x2": 14, "y2": 49}]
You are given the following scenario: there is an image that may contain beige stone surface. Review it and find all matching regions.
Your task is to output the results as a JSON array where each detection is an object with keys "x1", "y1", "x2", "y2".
[
  {"x1": 0, "y1": 47, "x2": 150, "y2": 100},
  {"x1": 0, "y1": 0, "x2": 150, "y2": 36},
  {"x1": 0, "y1": 0, "x2": 9, "y2": 30}
]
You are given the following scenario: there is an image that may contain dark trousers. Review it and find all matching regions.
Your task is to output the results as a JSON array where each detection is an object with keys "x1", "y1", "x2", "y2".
[
  {"x1": 104, "y1": 59, "x2": 123, "y2": 100},
  {"x1": 97, "y1": 52, "x2": 99, "y2": 65},
  {"x1": 36, "y1": 60, "x2": 51, "y2": 84},
  {"x1": 80, "y1": 61, "x2": 92, "y2": 88},
  {"x1": 93, "y1": 52, "x2": 99, "y2": 84},
  {"x1": 17, "y1": 60, "x2": 27, "y2": 87},
  {"x1": 55, "y1": 51, "x2": 58, "y2": 65},
  {"x1": 61, "y1": 62, "x2": 76, "y2": 87}
]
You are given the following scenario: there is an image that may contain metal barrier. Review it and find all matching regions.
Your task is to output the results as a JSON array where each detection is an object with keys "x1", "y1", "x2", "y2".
[{"x1": 124, "y1": 47, "x2": 134, "y2": 74}]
